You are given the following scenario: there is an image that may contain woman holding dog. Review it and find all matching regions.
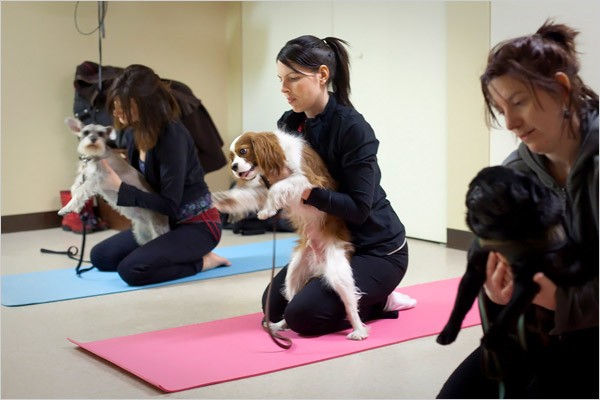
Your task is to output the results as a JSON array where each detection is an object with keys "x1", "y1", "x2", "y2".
[
  {"x1": 438, "y1": 20, "x2": 598, "y2": 399},
  {"x1": 261, "y1": 35, "x2": 413, "y2": 337},
  {"x1": 89, "y1": 64, "x2": 230, "y2": 286}
]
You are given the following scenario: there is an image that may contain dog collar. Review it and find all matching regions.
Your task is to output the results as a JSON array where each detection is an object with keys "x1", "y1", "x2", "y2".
[
  {"x1": 78, "y1": 154, "x2": 105, "y2": 184},
  {"x1": 78, "y1": 155, "x2": 96, "y2": 163},
  {"x1": 477, "y1": 224, "x2": 567, "y2": 265},
  {"x1": 79, "y1": 153, "x2": 110, "y2": 163}
]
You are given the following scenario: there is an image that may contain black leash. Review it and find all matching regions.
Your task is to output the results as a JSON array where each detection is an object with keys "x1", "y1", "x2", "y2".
[
  {"x1": 40, "y1": 212, "x2": 95, "y2": 276},
  {"x1": 478, "y1": 290, "x2": 528, "y2": 400},
  {"x1": 262, "y1": 213, "x2": 293, "y2": 350},
  {"x1": 259, "y1": 174, "x2": 293, "y2": 349}
]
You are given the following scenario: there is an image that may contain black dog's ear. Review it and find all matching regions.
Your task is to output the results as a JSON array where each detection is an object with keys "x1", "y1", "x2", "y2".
[
  {"x1": 536, "y1": 185, "x2": 563, "y2": 225},
  {"x1": 517, "y1": 172, "x2": 563, "y2": 226},
  {"x1": 530, "y1": 183, "x2": 545, "y2": 204},
  {"x1": 510, "y1": 183, "x2": 529, "y2": 203}
]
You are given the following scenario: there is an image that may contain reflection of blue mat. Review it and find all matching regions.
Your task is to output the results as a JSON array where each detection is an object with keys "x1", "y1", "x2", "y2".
[{"x1": 1, "y1": 237, "x2": 297, "y2": 307}]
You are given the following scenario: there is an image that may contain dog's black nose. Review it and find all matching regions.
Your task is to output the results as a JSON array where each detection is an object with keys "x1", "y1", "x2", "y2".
[
  {"x1": 90, "y1": 136, "x2": 98, "y2": 143},
  {"x1": 232, "y1": 163, "x2": 238, "y2": 172}
]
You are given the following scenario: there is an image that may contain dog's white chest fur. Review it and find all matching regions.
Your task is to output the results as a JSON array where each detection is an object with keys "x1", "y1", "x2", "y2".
[{"x1": 271, "y1": 130, "x2": 304, "y2": 170}]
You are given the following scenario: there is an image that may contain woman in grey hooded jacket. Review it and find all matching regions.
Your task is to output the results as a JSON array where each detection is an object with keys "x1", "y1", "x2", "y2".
[{"x1": 438, "y1": 20, "x2": 598, "y2": 399}]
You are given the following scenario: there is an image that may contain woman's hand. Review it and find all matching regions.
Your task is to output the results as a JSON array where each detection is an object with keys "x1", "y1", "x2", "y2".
[
  {"x1": 100, "y1": 159, "x2": 123, "y2": 191},
  {"x1": 483, "y1": 252, "x2": 513, "y2": 305},
  {"x1": 483, "y1": 252, "x2": 557, "y2": 310}
]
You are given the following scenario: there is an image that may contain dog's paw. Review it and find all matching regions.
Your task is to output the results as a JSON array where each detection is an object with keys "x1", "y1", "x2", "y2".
[
  {"x1": 257, "y1": 208, "x2": 278, "y2": 220},
  {"x1": 211, "y1": 192, "x2": 239, "y2": 213},
  {"x1": 436, "y1": 326, "x2": 458, "y2": 345},
  {"x1": 268, "y1": 320, "x2": 289, "y2": 332},
  {"x1": 58, "y1": 206, "x2": 73, "y2": 216},
  {"x1": 346, "y1": 325, "x2": 370, "y2": 340}
]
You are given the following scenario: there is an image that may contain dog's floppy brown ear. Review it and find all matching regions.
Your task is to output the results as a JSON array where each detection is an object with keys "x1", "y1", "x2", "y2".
[
  {"x1": 251, "y1": 132, "x2": 287, "y2": 175},
  {"x1": 65, "y1": 117, "x2": 83, "y2": 134}
]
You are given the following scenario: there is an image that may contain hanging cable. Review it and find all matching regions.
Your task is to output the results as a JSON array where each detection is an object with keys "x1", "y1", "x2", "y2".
[
  {"x1": 73, "y1": 1, "x2": 108, "y2": 92},
  {"x1": 97, "y1": 1, "x2": 107, "y2": 92},
  {"x1": 73, "y1": 1, "x2": 107, "y2": 36}
]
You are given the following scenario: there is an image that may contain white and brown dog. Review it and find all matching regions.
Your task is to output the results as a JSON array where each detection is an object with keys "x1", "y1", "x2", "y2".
[
  {"x1": 59, "y1": 117, "x2": 169, "y2": 245},
  {"x1": 212, "y1": 130, "x2": 369, "y2": 340}
]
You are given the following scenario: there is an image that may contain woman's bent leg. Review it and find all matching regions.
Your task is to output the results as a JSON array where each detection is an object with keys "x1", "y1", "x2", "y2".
[
  {"x1": 437, "y1": 347, "x2": 502, "y2": 399},
  {"x1": 268, "y1": 246, "x2": 409, "y2": 336},
  {"x1": 117, "y1": 223, "x2": 219, "y2": 286},
  {"x1": 261, "y1": 265, "x2": 289, "y2": 323},
  {"x1": 352, "y1": 246, "x2": 409, "y2": 321},
  {"x1": 90, "y1": 230, "x2": 138, "y2": 272}
]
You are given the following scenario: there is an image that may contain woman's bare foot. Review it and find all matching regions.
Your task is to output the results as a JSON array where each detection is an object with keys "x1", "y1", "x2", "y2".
[{"x1": 202, "y1": 252, "x2": 232, "y2": 272}]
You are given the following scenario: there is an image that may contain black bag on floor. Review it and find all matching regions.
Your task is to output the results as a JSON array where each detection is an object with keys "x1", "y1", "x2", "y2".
[{"x1": 221, "y1": 212, "x2": 295, "y2": 235}]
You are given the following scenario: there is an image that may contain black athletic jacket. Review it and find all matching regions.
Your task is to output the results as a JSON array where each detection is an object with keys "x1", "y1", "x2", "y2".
[
  {"x1": 117, "y1": 120, "x2": 210, "y2": 226},
  {"x1": 277, "y1": 94, "x2": 406, "y2": 257}
]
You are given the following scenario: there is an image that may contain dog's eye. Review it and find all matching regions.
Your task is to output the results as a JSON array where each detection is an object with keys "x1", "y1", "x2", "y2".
[
  {"x1": 240, "y1": 148, "x2": 248, "y2": 155},
  {"x1": 81, "y1": 129, "x2": 91, "y2": 136}
]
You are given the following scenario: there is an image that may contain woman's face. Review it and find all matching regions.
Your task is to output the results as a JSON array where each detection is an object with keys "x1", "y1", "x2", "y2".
[
  {"x1": 113, "y1": 98, "x2": 139, "y2": 126},
  {"x1": 277, "y1": 61, "x2": 327, "y2": 118},
  {"x1": 487, "y1": 75, "x2": 567, "y2": 155}
]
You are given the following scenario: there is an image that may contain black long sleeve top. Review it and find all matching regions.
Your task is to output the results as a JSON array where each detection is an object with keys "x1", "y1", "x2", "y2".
[
  {"x1": 278, "y1": 94, "x2": 406, "y2": 256},
  {"x1": 117, "y1": 120, "x2": 211, "y2": 227}
]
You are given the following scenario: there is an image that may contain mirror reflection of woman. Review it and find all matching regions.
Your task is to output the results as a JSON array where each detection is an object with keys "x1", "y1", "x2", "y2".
[{"x1": 90, "y1": 64, "x2": 230, "y2": 286}]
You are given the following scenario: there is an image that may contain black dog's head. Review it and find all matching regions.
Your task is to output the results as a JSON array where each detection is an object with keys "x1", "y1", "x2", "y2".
[{"x1": 466, "y1": 166, "x2": 563, "y2": 242}]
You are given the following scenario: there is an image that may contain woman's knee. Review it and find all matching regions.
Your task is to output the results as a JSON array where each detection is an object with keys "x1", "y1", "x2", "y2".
[
  {"x1": 90, "y1": 244, "x2": 117, "y2": 272},
  {"x1": 90, "y1": 230, "x2": 137, "y2": 272},
  {"x1": 284, "y1": 302, "x2": 319, "y2": 335},
  {"x1": 284, "y1": 297, "x2": 340, "y2": 336},
  {"x1": 117, "y1": 262, "x2": 151, "y2": 286}
]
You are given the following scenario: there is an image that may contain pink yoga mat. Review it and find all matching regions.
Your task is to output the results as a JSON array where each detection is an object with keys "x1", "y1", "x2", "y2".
[{"x1": 69, "y1": 277, "x2": 480, "y2": 392}]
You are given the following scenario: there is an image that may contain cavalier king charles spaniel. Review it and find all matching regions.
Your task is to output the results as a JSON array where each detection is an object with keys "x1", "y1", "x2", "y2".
[{"x1": 212, "y1": 130, "x2": 369, "y2": 340}]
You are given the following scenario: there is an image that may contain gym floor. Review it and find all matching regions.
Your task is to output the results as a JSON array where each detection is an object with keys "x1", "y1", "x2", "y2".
[{"x1": 1, "y1": 227, "x2": 481, "y2": 399}]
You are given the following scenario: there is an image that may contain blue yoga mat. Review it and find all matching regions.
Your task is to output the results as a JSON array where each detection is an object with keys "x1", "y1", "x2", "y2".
[{"x1": 1, "y1": 237, "x2": 297, "y2": 307}]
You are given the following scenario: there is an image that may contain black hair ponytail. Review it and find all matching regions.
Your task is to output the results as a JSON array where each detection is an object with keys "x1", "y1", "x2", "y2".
[{"x1": 277, "y1": 35, "x2": 354, "y2": 108}]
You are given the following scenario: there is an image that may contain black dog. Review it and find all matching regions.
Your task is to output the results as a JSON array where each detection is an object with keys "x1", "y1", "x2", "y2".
[{"x1": 437, "y1": 166, "x2": 586, "y2": 352}]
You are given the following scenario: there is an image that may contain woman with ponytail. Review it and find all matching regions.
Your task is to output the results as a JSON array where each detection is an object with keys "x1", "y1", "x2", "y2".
[
  {"x1": 261, "y1": 36, "x2": 412, "y2": 337},
  {"x1": 438, "y1": 20, "x2": 598, "y2": 399}
]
